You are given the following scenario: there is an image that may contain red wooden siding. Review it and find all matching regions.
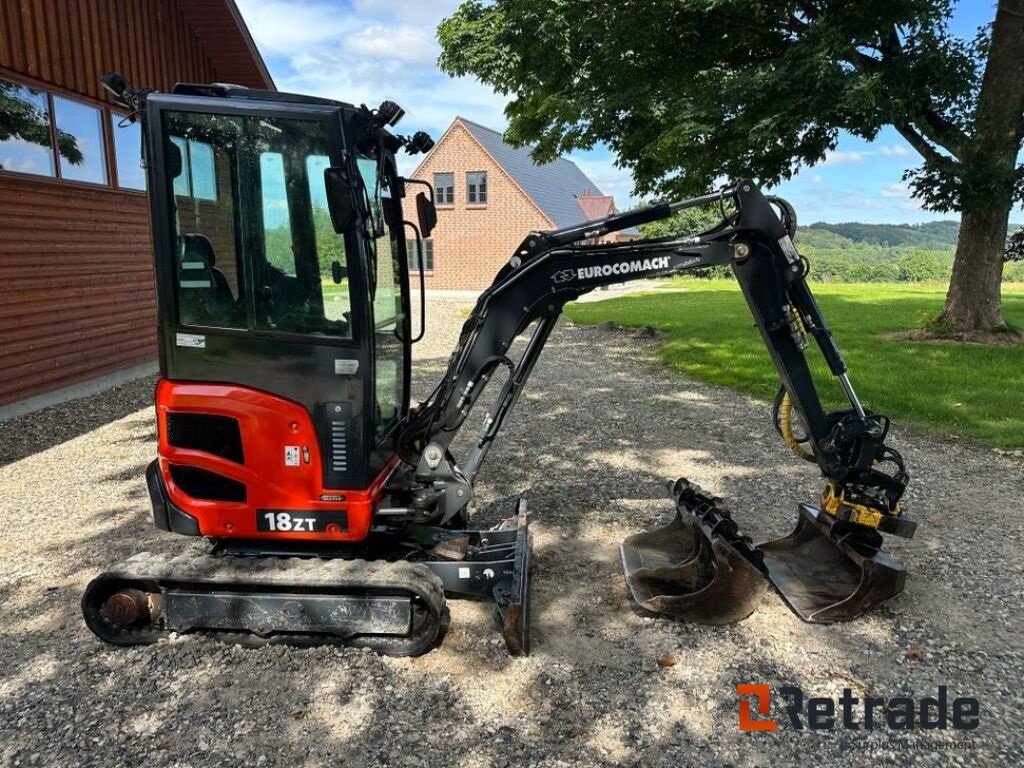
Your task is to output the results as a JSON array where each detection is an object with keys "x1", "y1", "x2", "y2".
[
  {"x1": 0, "y1": 0, "x2": 271, "y2": 409},
  {"x1": 0, "y1": 174, "x2": 154, "y2": 403}
]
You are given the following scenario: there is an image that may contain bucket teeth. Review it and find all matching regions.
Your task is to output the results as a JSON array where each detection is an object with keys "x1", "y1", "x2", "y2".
[{"x1": 620, "y1": 479, "x2": 769, "y2": 625}]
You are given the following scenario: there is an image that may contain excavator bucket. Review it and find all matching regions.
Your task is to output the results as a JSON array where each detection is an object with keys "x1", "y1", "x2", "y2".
[
  {"x1": 621, "y1": 480, "x2": 909, "y2": 625},
  {"x1": 620, "y1": 479, "x2": 769, "y2": 624},
  {"x1": 758, "y1": 504, "x2": 906, "y2": 623}
]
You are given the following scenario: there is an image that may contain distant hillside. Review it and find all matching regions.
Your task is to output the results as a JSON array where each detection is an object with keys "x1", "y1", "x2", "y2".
[
  {"x1": 803, "y1": 220, "x2": 961, "y2": 249},
  {"x1": 639, "y1": 207, "x2": 1024, "y2": 282},
  {"x1": 803, "y1": 219, "x2": 1024, "y2": 250},
  {"x1": 790, "y1": 220, "x2": 1024, "y2": 283}
]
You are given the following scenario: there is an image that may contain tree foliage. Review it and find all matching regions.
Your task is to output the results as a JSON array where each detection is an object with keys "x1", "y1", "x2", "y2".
[
  {"x1": 440, "y1": 0, "x2": 1024, "y2": 332},
  {"x1": 439, "y1": 0, "x2": 1011, "y2": 211}
]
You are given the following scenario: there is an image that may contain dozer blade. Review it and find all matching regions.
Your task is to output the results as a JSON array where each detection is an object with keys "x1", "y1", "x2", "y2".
[
  {"x1": 620, "y1": 479, "x2": 769, "y2": 624},
  {"x1": 759, "y1": 504, "x2": 906, "y2": 623}
]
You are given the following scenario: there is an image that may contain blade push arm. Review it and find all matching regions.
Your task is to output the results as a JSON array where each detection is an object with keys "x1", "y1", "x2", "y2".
[{"x1": 398, "y1": 181, "x2": 909, "y2": 536}]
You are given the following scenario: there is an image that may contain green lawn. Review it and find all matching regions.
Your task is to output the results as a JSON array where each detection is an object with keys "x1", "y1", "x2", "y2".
[{"x1": 566, "y1": 281, "x2": 1024, "y2": 449}]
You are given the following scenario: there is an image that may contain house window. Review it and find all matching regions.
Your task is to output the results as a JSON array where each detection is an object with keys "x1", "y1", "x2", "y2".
[
  {"x1": 0, "y1": 80, "x2": 55, "y2": 177},
  {"x1": 0, "y1": 75, "x2": 145, "y2": 192},
  {"x1": 52, "y1": 96, "x2": 107, "y2": 184},
  {"x1": 406, "y1": 238, "x2": 434, "y2": 271},
  {"x1": 467, "y1": 171, "x2": 487, "y2": 204},
  {"x1": 111, "y1": 114, "x2": 145, "y2": 190},
  {"x1": 433, "y1": 172, "x2": 454, "y2": 205},
  {"x1": 0, "y1": 79, "x2": 108, "y2": 185}
]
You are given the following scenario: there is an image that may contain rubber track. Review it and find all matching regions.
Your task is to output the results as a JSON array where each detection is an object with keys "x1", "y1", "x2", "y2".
[{"x1": 82, "y1": 552, "x2": 449, "y2": 657}]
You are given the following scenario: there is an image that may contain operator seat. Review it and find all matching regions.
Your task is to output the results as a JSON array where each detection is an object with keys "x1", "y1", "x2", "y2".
[
  {"x1": 178, "y1": 233, "x2": 235, "y2": 324},
  {"x1": 183, "y1": 233, "x2": 233, "y2": 303}
]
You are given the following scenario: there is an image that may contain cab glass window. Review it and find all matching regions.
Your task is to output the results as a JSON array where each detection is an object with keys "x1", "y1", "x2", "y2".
[
  {"x1": 358, "y1": 155, "x2": 405, "y2": 436},
  {"x1": 307, "y1": 154, "x2": 349, "y2": 325},
  {"x1": 163, "y1": 110, "x2": 352, "y2": 338}
]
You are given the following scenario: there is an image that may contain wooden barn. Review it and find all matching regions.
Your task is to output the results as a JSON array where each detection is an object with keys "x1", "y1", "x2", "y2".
[{"x1": 0, "y1": 0, "x2": 273, "y2": 418}]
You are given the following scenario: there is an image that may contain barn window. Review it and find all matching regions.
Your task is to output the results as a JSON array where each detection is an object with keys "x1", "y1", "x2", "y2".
[
  {"x1": 406, "y1": 239, "x2": 434, "y2": 271},
  {"x1": 52, "y1": 96, "x2": 107, "y2": 185},
  {"x1": 467, "y1": 171, "x2": 487, "y2": 204},
  {"x1": 0, "y1": 79, "x2": 55, "y2": 177},
  {"x1": 111, "y1": 114, "x2": 145, "y2": 190},
  {"x1": 433, "y1": 172, "x2": 454, "y2": 205}
]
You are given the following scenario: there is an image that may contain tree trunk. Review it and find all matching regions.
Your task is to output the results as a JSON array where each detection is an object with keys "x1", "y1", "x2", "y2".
[
  {"x1": 938, "y1": 205, "x2": 1010, "y2": 332},
  {"x1": 938, "y1": 0, "x2": 1024, "y2": 333}
]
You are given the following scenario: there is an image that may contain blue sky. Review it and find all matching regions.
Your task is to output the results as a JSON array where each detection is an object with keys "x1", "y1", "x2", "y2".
[{"x1": 235, "y1": 0, "x2": 1000, "y2": 225}]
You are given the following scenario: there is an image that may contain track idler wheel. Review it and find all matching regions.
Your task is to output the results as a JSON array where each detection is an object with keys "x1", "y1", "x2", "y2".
[
  {"x1": 102, "y1": 589, "x2": 153, "y2": 627},
  {"x1": 620, "y1": 479, "x2": 769, "y2": 624}
]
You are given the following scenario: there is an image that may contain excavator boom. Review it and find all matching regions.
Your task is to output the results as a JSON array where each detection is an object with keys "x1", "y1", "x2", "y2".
[{"x1": 395, "y1": 180, "x2": 913, "y2": 624}]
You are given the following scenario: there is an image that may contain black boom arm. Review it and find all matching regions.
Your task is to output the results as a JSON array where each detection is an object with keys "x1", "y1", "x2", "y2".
[{"x1": 397, "y1": 181, "x2": 909, "y2": 534}]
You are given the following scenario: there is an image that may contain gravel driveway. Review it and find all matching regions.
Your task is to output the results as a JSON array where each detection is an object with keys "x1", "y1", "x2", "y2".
[{"x1": 1, "y1": 295, "x2": 1021, "y2": 767}]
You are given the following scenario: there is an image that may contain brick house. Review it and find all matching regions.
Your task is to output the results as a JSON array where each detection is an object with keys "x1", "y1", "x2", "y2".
[{"x1": 401, "y1": 117, "x2": 629, "y2": 291}]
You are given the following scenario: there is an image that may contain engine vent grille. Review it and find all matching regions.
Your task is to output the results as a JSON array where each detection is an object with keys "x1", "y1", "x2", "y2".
[
  {"x1": 169, "y1": 465, "x2": 247, "y2": 503},
  {"x1": 330, "y1": 417, "x2": 347, "y2": 473},
  {"x1": 167, "y1": 413, "x2": 244, "y2": 464}
]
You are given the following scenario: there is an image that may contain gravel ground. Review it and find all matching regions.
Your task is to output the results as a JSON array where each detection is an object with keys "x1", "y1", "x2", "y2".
[{"x1": 1, "y1": 295, "x2": 1021, "y2": 767}]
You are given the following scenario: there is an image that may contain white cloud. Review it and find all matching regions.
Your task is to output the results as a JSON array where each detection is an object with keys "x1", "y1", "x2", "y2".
[
  {"x1": 234, "y1": 1, "x2": 351, "y2": 54},
  {"x1": 237, "y1": 0, "x2": 509, "y2": 137},
  {"x1": 345, "y1": 25, "x2": 437, "y2": 64},
  {"x1": 811, "y1": 173, "x2": 823, "y2": 184},
  {"x1": 877, "y1": 144, "x2": 910, "y2": 157},
  {"x1": 880, "y1": 182, "x2": 909, "y2": 198},
  {"x1": 879, "y1": 182, "x2": 923, "y2": 212},
  {"x1": 354, "y1": 0, "x2": 462, "y2": 24},
  {"x1": 821, "y1": 150, "x2": 866, "y2": 166}
]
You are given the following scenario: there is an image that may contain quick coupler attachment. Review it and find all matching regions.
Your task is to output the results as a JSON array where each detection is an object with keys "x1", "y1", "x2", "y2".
[
  {"x1": 759, "y1": 504, "x2": 907, "y2": 623},
  {"x1": 620, "y1": 479, "x2": 769, "y2": 624}
]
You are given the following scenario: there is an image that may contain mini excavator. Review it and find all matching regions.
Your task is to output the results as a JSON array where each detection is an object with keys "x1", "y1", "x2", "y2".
[{"x1": 82, "y1": 76, "x2": 915, "y2": 656}]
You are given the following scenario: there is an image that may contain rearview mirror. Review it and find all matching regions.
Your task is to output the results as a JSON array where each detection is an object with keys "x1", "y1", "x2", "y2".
[
  {"x1": 331, "y1": 260, "x2": 347, "y2": 284},
  {"x1": 416, "y1": 191, "x2": 437, "y2": 238},
  {"x1": 324, "y1": 167, "x2": 356, "y2": 233}
]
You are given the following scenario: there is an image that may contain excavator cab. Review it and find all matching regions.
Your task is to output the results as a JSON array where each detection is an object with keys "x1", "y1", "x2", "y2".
[{"x1": 143, "y1": 87, "x2": 415, "y2": 542}]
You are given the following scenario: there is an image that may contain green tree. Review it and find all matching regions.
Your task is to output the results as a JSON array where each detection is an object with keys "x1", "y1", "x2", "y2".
[
  {"x1": 439, "y1": 0, "x2": 1024, "y2": 333},
  {"x1": 898, "y1": 250, "x2": 947, "y2": 281},
  {"x1": 637, "y1": 204, "x2": 723, "y2": 240}
]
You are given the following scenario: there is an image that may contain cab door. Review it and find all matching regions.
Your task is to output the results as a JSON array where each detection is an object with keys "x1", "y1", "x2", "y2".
[{"x1": 354, "y1": 152, "x2": 411, "y2": 450}]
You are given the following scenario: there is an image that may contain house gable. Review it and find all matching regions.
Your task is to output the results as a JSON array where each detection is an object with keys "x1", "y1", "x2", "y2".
[
  {"x1": 401, "y1": 121, "x2": 558, "y2": 290},
  {"x1": 409, "y1": 120, "x2": 555, "y2": 228}
]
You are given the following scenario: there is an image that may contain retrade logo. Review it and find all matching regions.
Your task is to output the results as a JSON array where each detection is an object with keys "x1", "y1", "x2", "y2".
[
  {"x1": 737, "y1": 684, "x2": 778, "y2": 731},
  {"x1": 736, "y1": 684, "x2": 980, "y2": 732}
]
